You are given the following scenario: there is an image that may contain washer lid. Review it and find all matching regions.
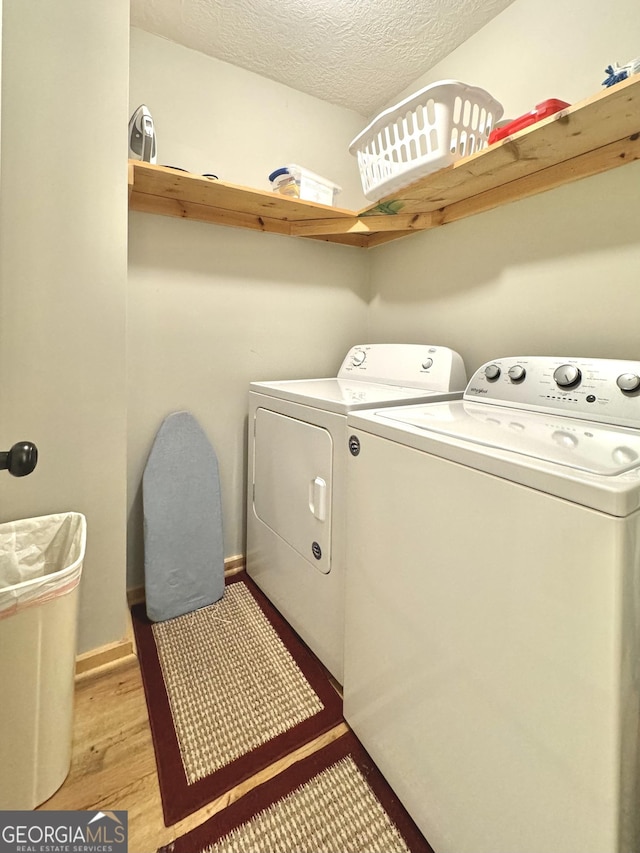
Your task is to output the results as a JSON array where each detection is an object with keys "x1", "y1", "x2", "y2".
[
  {"x1": 379, "y1": 400, "x2": 640, "y2": 476},
  {"x1": 250, "y1": 378, "x2": 461, "y2": 414}
]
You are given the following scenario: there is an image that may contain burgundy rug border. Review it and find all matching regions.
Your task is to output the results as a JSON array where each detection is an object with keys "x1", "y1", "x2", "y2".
[
  {"x1": 160, "y1": 730, "x2": 434, "y2": 853},
  {"x1": 131, "y1": 571, "x2": 343, "y2": 826}
]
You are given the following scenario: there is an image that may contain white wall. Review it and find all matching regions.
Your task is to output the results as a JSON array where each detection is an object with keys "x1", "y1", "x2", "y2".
[
  {"x1": 0, "y1": 1, "x2": 2, "y2": 175},
  {"x1": 368, "y1": 0, "x2": 640, "y2": 375},
  {"x1": 127, "y1": 31, "x2": 370, "y2": 588},
  {"x1": 386, "y1": 0, "x2": 640, "y2": 116},
  {"x1": 0, "y1": 1, "x2": 129, "y2": 652},
  {"x1": 129, "y1": 28, "x2": 368, "y2": 210}
]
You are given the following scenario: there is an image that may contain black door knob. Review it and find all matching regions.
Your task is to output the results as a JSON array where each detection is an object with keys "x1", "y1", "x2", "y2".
[{"x1": 0, "y1": 441, "x2": 38, "y2": 477}]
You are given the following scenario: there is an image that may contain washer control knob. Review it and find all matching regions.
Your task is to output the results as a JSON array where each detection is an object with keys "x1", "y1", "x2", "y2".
[
  {"x1": 421, "y1": 358, "x2": 434, "y2": 370},
  {"x1": 508, "y1": 365, "x2": 526, "y2": 383},
  {"x1": 484, "y1": 364, "x2": 501, "y2": 381},
  {"x1": 553, "y1": 364, "x2": 582, "y2": 388},
  {"x1": 616, "y1": 373, "x2": 640, "y2": 393},
  {"x1": 351, "y1": 349, "x2": 366, "y2": 367}
]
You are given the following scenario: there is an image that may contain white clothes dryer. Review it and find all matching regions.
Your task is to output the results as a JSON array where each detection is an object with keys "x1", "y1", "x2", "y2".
[
  {"x1": 344, "y1": 355, "x2": 640, "y2": 853},
  {"x1": 247, "y1": 344, "x2": 467, "y2": 683}
]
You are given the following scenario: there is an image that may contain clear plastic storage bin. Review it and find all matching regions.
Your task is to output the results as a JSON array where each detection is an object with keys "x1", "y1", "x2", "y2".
[
  {"x1": 268, "y1": 164, "x2": 342, "y2": 206},
  {"x1": 0, "y1": 512, "x2": 86, "y2": 809},
  {"x1": 349, "y1": 80, "x2": 504, "y2": 202}
]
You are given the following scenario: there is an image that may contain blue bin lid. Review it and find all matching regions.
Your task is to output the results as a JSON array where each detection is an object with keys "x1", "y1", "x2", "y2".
[{"x1": 268, "y1": 167, "x2": 290, "y2": 182}]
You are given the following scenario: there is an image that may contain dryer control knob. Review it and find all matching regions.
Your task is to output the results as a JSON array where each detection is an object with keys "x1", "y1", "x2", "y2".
[
  {"x1": 484, "y1": 364, "x2": 501, "y2": 380},
  {"x1": 553, "y1": 364, "x2": 582, "y2": 388},
  {"x1": 616, "y1": 373, "x2": 640, "y2": 393},
  {"x1": 351, "y1": 349, "x2": 366, "y2": 366},
  {"x1": 508, "y1": 365, "x2": 526, "y2": 382},
  {"x1": 421, "y1": 358, "x2": 434, "y2": 370}
]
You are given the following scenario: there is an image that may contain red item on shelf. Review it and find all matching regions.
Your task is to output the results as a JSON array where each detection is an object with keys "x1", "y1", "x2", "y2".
[{"x1": 488, "y1": 98, "x2": 571, "y2": 144}]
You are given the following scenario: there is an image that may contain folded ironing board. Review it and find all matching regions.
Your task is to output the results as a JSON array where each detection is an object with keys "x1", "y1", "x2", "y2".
[{"x1": 143, "y1": 411, "x2": 224, "y2": 621}]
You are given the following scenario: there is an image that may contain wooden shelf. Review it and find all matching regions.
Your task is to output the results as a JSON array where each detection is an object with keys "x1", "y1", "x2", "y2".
[
  {"x1": 128, "y1": 162, "x2": 369, "y2": 246},
  {"x1": 129, "y1": 75, "x2": 640, "y2": 249}
]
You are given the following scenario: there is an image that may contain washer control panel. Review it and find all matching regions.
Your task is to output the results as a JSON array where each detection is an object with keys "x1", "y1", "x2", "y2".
[
  {"x1": 338, "y1": 344, "x2": 467, "y2": 392},
  {"x1": 465, "y1": 357, "x2": 640, "y2": 428}
]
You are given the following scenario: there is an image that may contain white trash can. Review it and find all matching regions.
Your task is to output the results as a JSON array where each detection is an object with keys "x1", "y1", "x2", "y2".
[{"x1": 0, "y1": 512, "x2": 86, "y2": 809}]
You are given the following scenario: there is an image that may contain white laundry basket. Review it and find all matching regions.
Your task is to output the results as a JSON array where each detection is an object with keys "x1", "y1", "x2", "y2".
[
  {"x1": 0, "y1": 512, "x2": 86, "y2": 809},
  {"x1": 349, "y1": 80, "x2": 504, "y2": 201}
]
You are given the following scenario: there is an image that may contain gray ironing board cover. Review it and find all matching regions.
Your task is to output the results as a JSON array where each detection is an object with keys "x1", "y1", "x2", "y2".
[{"x1": 143, "y1": 411, "x2": 224, "y2": 621}]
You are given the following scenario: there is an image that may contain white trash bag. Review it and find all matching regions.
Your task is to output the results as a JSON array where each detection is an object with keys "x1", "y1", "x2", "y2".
[{"x1": 0, "y1": 512, "x2": 86, "y2": 618}]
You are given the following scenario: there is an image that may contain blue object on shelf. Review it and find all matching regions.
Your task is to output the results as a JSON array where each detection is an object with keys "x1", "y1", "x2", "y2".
[{"x1": 602, "y1": 57, "x2": 640, "y2": 87}]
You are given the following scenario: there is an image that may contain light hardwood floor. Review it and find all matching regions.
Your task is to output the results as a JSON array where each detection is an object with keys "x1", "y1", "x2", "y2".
[{"x1": 39, "y1": 654, "x2": 348, "y2": 853}]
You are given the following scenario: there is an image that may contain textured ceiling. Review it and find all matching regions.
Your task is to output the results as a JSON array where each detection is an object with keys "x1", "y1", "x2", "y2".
[{"x1": 130, "y1": 0, "x2": 515, "y2": 116}]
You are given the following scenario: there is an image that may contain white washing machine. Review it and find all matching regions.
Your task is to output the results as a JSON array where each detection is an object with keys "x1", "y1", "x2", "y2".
[
  {"x1": 247, "y1": 344, "x2": 467, "y2": 683},
  {"x1": 344, "y1": 356, "x2": 640, "y2": 853}
]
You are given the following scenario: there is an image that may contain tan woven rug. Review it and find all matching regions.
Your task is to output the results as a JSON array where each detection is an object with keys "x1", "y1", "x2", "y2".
[
  {"x1": 152, "y1": 582, "x2": 324, "y2": 784},
  {"x1": 158, "y1": 733, "x2": 434, "y2": 853},
  {"x1": 132, "y1": 573, "x2": 343, "y2": 825}
]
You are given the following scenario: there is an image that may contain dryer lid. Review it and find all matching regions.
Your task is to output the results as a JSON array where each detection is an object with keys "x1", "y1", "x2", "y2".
[
  {"x1": 379, "y1": 400, "x2": 640, "y2": 477},
  {"x1": 250, "y1": 378, "x2": 460, "y2": 414}
]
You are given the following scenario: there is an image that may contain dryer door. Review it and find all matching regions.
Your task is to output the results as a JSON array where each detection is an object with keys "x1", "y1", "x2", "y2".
[{"x1": 253, "y1": 408, "x2": 332, "y2": 573}]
